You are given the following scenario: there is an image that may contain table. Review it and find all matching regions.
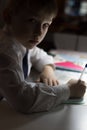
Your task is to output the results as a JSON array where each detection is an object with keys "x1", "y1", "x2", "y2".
[
  {"x1": 0, "y1": 50, "x2": 87, "y2": 130},
  {"x1": 0, "y1": 100, "x2": 87, "y2": 130}
]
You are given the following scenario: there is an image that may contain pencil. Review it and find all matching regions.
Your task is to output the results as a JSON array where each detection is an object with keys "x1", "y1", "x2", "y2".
[{"x1": 79, "y1": 64, "x2": 87, "y2": 80}]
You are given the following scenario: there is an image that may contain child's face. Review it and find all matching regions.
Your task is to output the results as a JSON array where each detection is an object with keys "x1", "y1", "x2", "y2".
[{"x1": 9, "y1": 8, "x2": 54, "y2": 49}]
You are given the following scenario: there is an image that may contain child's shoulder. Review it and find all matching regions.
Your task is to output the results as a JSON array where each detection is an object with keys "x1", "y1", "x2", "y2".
[
  {"x1": 0, "y1": 32, "x2": 19, "y2": 53},
  {"x1": 0, "y1": 31, "x2": 26, "y2": 59}
]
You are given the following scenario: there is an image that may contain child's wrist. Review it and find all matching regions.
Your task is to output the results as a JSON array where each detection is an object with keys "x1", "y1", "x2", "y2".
[{"x1": 43, "y1": 64, "x2": 54, "y2": 71}]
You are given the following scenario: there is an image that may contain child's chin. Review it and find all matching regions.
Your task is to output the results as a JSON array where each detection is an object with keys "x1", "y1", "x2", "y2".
[{"x1": 26, "y1": 44, "x2": 36, "y2": 49}]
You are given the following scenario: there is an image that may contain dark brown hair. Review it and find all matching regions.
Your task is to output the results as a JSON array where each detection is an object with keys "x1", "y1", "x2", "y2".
[{"x1": 3, "y1": 0, "x2": 58, "y2": 23}]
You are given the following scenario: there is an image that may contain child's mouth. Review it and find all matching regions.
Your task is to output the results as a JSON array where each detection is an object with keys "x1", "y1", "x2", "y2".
[{"x1": 29, "y1": 40, "x2": 39, "y2": 45}]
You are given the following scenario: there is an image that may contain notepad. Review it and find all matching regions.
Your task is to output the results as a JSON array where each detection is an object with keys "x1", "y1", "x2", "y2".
[
  {"x1": 55, "y1": 61, "x2": 83, "y2": 72},
  {"x1": 63, "y1": 89, "x2": 87, "y2": 105},
  {"x1": 63, "y1": 98, "x2": 84, "y2": 104},
  {"x1": 51, "y1": 51, "x2": 87, "y2": 72}
]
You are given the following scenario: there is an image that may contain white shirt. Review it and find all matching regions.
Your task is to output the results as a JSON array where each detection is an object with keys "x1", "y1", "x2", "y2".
[{"x1": 0, "y1": 35, "x2": 70, "y2": 113}]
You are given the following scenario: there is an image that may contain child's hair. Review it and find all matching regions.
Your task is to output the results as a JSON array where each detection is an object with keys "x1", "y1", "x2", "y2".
[{"x1": 3, "y1": 0, "x2": 58, "y2": 24}]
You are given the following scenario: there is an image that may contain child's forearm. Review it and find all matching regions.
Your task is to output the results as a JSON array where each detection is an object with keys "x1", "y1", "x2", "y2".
[
  {"x1": 40, "y1": 64, "x2": 59, "y2": 86},
  {"x1": 42, "y1": 64, "x2": 55, "y2": 72},
  {"x1": 42, "y1": 65, "x2": 55, "y2": 76}
]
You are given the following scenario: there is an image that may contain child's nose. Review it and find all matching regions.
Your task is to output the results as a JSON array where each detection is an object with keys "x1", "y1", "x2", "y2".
[{"x1": 34, "y1": 24, "x2": 43, "y2": 36}]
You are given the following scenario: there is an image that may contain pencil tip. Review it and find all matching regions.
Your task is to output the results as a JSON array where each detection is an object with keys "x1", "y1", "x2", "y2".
[{"x1": 85, "y1": 64, "x2": 87, "y2": 67}]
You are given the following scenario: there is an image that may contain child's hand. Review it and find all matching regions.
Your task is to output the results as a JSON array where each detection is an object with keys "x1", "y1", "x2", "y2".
[
  {"x1": 36, "y1": 65, "x2": 59, "y2": 86},
  {"x1": 67, "y1": 79, "x2": 86, "y2": 98}
]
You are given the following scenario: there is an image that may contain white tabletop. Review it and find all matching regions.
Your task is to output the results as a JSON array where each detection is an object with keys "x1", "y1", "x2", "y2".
[{"x1": 0, "y1": 100, "x2": 87, "y2": 130}]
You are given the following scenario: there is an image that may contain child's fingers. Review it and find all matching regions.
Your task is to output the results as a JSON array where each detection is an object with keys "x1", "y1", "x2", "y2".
[
  {"x1": 53, "y1": 80, "x2": 59, "y2": 86},
  {"x1": 48, "y1": 79, "x2": 53, "y2": 86},
  {"x1": 43, "y1": 79, "x2": 48, "y2": 85},
  {"x1": 77, "y1": 80, "x2": 85, "y2": 85},
  {"x1": 36, "y1": 77, "x2": 59, "y2": 86},
  {"x1": 48, "y1": 79, "x2": 59, "y2": 86}
]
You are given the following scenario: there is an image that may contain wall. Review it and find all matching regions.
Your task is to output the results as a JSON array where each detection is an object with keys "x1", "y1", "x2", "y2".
[{"x1": 53, "y1": 33, "x2": 87, "y2": 52}]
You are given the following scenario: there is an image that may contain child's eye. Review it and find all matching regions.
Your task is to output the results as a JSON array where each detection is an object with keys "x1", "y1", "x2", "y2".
[
  {"x1": 43, "y1": 23, "x2": 50, "y2": 29},
  {"x1": 26, "y1": 18, "x2": 37, "y2": 23}
]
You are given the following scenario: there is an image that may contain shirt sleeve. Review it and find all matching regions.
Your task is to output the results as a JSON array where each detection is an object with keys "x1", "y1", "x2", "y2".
[
  {"x1": 0, "y1": 52, "x2": 70, "y2": 114},
  {"x1": 30, "y1": 47, "x2": 55, "y2": 72}
]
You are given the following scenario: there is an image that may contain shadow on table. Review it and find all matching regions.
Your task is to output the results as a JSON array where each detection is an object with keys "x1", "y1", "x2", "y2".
[{"x1": 0, "y1": 100, "x2": 66, "y2": 130}]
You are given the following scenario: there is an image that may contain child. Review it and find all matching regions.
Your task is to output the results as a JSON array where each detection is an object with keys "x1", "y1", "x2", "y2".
[{"x1": 0, "y1": 0, "x2": 86, "y2": 113}]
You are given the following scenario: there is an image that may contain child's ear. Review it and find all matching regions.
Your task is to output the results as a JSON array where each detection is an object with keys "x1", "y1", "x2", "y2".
[{"x1": 3, "y1": 9, "x2": 11, "y2": 24}]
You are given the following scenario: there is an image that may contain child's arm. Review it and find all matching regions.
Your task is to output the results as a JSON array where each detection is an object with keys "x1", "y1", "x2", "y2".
[
  {"x1": 0, "y1": 65, "x2": 86, "y2": 113},
  {"x1": 0, "y1": 51, "x2": 86, "y2": 114},
  {"x1": 36, "y1": 65, "x2": 59, "y2": 86},
  {"x1": 31, "y1": 47, "x2": 59, "y2": 85}
]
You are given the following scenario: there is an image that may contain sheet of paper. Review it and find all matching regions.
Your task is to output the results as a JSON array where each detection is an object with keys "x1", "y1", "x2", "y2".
[{"x1": 49, "y1": 50, "x2": 87, "y2": 69}]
